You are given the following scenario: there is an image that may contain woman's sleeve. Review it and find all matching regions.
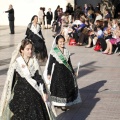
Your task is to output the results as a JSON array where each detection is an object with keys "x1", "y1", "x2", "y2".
[
  {"x1": 68, "y1": 57, "x2": 75, "y2": 74},
  {"x1": 47, "y1": 54, "x2": 56, "y2": 75},
  {"x1": 25, "y1": 23, "x2": 31, "y2": 36},
  {"x1": 38, "y1": 27, "x2": 45, "y2": 40},
  {"x1": 25, "y1": 28, "x2": 29, "y2": 37},
  {"x1": 33, "y1": 70, "x2": 47, "y2": 94}
]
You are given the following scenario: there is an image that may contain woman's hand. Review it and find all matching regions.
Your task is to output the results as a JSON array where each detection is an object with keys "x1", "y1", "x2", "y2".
[
  {"x1": 42, "y1": 94, "x2": 48, "y2": 102},
  {"x1": 47, "y1": 75, "x2": 51, "y2": 80},
  {"x1": 74, "y1": 72, "x2": 78, "y2": 77}
]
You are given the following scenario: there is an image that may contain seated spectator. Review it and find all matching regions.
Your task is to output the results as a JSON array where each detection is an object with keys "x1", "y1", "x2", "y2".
[
  {"x1": 95, "y1": 20, "x2": 104, "y2": 28},
  {"x1": 102, "y1": 21, "x2": 108, "y2": 31},
  {"x1": 80, "y1": 14, "x2": 88, "y2": 21},
  {"x1": 89, "y1": 19, "x2": 96, "y2": 31},
  {"x1": 100, "y1": 21, "x2": 118, "y2": 51},
  {"x1": 104, "y1": 22, "x2": 112, "y2": 40},
  {"x1": 104, "y1": 9, "x2": 111, "y2": 21},
  {"x1": 103, "y1": 23, "x2": 120, "y2": 55},
  {"x1": 87, "y1": 10, "x2": 95, "y2": 21},
  {"x1": 77, "y1": 19, "x2": 89, "y2": 46},
  {"x1": 70, "y1": 17, "x2": 82, "y2": 43},
  {"x1": 94, "y1": 11, "x2": 103, "y2": 24},
  {"x1": 111, "y1": 19, "x2": 118, "y2": 31},
  {"x1": 85, "y1": 26, "x2": 104, "y2": 47},
  {"x1": 72, "y1": 17, "x2": 82, "y2": 26}
]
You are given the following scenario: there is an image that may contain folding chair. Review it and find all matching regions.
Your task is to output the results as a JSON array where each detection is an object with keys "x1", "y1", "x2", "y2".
[
  {"x1": 114, "y1": 47, "x2": 119, "y2": 53},
  {"x1": 114, "y1": 42, "x2": 120, "y2": 54}
]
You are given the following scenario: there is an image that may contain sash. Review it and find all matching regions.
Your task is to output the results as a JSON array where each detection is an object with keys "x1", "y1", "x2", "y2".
[
  {"x1": 16, "y1": 56, "x2": 55, "y2": 120},
  {"x1": 16, "y1": 56, "x2": 42, "y2": 95},
  {"x1": 53, "y1": 47, "x2": 72, "y2": 72}
]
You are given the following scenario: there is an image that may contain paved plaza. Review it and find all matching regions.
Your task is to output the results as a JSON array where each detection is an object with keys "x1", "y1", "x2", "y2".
[{"x1": 0, "y1": 26, "x2": 120, "y2": 120}]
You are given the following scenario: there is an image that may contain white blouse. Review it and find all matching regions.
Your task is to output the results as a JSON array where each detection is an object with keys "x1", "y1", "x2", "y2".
[{"x1": 30, "y1": 24, "x2": 42, "y2": 39}]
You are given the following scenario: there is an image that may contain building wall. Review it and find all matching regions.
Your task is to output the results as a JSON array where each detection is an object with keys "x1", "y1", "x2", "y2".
[
  {"x1": 76, "y1": 0, "x2": 101, "y2": 8},
  {"x1": 0, "y1": 0, "x2": 74, "y2": 26}
]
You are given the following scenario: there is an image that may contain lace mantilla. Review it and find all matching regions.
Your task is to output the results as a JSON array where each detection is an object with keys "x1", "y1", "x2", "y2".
[
  {"x1": 50, "y1": 47, "x2": 70, "y2": 64},
  {"x1": 15, "y1": 56, "x2": 41, "y2": 78}
]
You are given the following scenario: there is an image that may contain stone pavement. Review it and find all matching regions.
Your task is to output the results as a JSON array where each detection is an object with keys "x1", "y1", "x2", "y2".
[{"x1": 0, "y1": 26, "x2": 120, "y2": 120}]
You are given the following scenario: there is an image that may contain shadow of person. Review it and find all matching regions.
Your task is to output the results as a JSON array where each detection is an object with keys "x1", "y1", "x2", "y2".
[
  {"x1": 56, "y1": 80, "x2": 107, "y2": 120},
  {"x1": 0, "y1": 58, "x2": 11, "y2": 66},
  {"x1": 74, "y1": 61, "x2": 100, "y2": 79},
  {"x1": 0, "y1": 44, "x2": 15, "y2": 50},
  {"x1": 77, "y1": 69, "x2": 95, "y2": 79}
]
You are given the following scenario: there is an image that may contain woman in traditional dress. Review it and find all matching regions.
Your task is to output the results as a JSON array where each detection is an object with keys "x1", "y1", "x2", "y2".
[
  {"x1": 0, "y1": 39, "x2": 55, "y2": 120},
  {"x1": 25, "y1": 15, "x2": 48, "y2": 64},
  {"x1": 43, "y1": 35, "x2": 81, "y2": 110}
]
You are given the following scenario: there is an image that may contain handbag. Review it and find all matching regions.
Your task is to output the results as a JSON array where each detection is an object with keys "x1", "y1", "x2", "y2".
[
  {"x1": 69, "y1": 38, "x2": 76, "y2": 45},
  {"x1": 94, "y1": 42, "x2": 101, "y2": 51}
]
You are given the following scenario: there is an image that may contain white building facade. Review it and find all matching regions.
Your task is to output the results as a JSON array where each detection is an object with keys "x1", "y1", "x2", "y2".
[{"x1": 0, "y1": 0, "x2": 74, "y2": 26}]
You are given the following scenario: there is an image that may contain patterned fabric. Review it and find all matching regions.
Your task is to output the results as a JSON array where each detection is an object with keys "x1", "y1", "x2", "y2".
[
  {"x1": 47, "y1": 48, "x2": 82, "y2": 106},
  {"x1": 9, "y1": 71, "x2": 50, "y2": 120}
]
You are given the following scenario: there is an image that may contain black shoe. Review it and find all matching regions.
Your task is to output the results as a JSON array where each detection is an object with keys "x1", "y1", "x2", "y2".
[
  {"x1": 10, "y1": 33, "x2": 14, "y2": 34},
  {"x1": 52, "y1": 35, "x2": 55, "y2": 38}
]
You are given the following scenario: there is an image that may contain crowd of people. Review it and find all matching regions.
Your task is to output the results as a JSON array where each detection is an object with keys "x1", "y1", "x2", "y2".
[
  {"x1": 1, "y1": 2, "x2": 120, "y2": 120},
  {"x1": 50, "y1": 3, "x2": 120, "y2": 55}
]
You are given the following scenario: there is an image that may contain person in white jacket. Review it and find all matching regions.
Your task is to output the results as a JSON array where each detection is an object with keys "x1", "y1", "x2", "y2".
[{"x1": 38, "y1": 7, "x2": 45, "y2": 29}]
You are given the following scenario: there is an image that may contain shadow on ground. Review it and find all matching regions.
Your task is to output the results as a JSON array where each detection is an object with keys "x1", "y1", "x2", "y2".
[
  {"x1": 0, "y1": 68, "x2": 8, "y2": 75},
  {"x1": 0, "y1": 44, "x2": 15, "y2": 50},
  {"x1": 74, "y1": 61, "x2": 101, "y2": 79},
  {"x1": 56, "y1": 80, "x2": 107, "y2": 120},
  {"x1": 0, "y1": 58, "x2": 11, "y2": 66}
]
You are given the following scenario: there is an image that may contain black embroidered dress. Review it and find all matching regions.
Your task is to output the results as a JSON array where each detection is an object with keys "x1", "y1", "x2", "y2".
[
  {"x1": 0, "y1": 56, "x2": 53, "y2": 120},
  {"x1": 47, "y1": 48, "x2": 81, "y2": 106},
  {"x1": 9, "y1": 70, "x2": 50, "y2": 120}
]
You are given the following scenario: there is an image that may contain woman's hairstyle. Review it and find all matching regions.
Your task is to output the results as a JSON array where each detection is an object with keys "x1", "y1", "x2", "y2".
[
  {"x1": 112, "y1": 19, "x2": 118, "y2": 23},
  {"x1": 31, "y1": 15, "x2": 38, "y2": 22},
  {"x1": 55, "y1": 35, "x2": 65, "y2": 44},
  {"x1": 108, "y1": 21, "x2": 112, "y2": 26},
  {"x1": 118, "y1": 23, "x2": 120, "y2": 29},
  {"x1": 89, "y1": 19, "x2": 94, "y2": 24},
  {"x1": 80, "y1": 17, "x2": 85, "y2": 23},
  {"x1": 19, "y1": 38, "x2": 33, "y2": 53},
  {"x1": 103, "y1": 21, "x2": 108, "y2": 28}
]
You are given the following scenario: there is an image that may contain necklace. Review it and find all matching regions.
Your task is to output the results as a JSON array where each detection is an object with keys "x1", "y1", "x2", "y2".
[{"x1": 23, "y1": 57, "x2": 30, "y2": 66}]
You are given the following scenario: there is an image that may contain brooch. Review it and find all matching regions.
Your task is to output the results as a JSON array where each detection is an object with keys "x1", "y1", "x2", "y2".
[{"x1": 22, "y1": 64, "x2": 25, "y2": 68}]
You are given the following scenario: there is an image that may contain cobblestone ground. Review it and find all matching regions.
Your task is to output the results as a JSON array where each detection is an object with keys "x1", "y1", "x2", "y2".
[{"x1": 0, "y1": 26, "x2": 120, "y2": 120}]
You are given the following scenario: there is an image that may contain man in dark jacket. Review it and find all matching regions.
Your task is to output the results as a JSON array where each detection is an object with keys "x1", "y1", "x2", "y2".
[
  {"x1": 46, "y1": 8, "x2": 53, "y2": 29},
  {"x1": 5, "y1": 4, "x2": 15, "y2": 34}
]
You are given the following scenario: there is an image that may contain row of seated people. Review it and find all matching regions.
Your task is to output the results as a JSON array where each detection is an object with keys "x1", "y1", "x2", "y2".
[
  {"x1": 51, "y1": 11, "x2": 120, "y2": 55},
  {"x1": 84, "y1": 19, "x2": 120, "y2": 55}
]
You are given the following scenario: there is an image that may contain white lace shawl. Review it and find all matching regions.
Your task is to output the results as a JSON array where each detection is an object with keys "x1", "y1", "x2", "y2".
[
  {"x1": 0, "y1": 55, "x2": 43, "y2": 120},
  {"x1": 50, "y1": 47, "x2": 70, "y2": 64},
  {"x1": 30, "y1": 24, "x2": 42, "y2": 39}
]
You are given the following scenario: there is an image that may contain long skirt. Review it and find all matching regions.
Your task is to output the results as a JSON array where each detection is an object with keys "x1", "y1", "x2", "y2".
[
  {"x1": 9, "y1": 73, "x2": 50, "y2": 120},
  {"x1": 50, "y1": 62, "x2": 81, "y2": 106}
]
